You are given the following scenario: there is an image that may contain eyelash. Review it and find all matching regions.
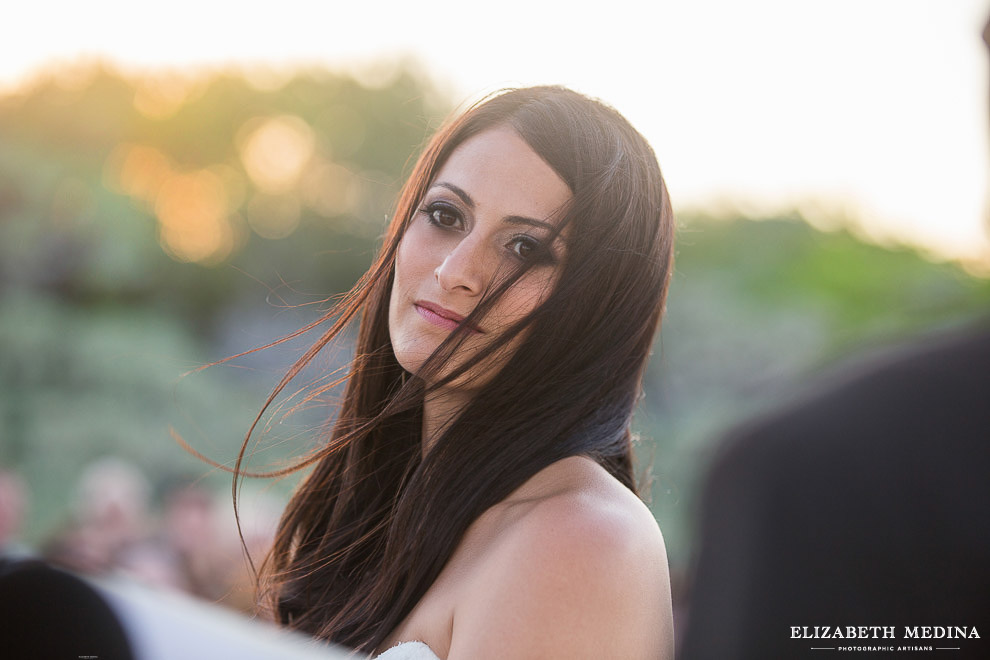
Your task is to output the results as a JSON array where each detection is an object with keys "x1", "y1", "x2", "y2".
[
  {"x1": 421, "y1": 201, "x2": 463, "y2": 230},
  {"x1": 419, "y1": 201, "x2": 556, "y2": 265}
]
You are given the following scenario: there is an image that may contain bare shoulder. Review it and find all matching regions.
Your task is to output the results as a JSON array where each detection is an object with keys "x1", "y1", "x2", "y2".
[
  {"x1": 449, "y1": 456, "x2": 673, "y2": 660},
  {"x1": 508, "y1": 456, "x2": 668, "y2": 571}
]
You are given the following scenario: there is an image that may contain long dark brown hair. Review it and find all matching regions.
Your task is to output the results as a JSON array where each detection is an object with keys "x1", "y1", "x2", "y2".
[{"x1": 238, "y1": 86, "x2": 674, "y2": 654}]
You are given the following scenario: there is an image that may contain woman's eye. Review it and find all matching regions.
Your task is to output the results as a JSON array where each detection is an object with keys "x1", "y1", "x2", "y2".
[
  {"x1": 508, "y1": 236, "x2": 551, "y2": 263},
  {"x1": 423, "y1": 203, "x2": 462, "y2": 229}
]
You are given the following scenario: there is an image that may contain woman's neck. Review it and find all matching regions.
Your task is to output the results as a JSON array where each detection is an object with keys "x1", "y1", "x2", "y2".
[{"x1": 421, "y1": 388, "x2": 471, "y2": 458}]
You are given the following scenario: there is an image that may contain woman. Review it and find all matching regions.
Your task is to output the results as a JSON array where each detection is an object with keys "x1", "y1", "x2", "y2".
[{"x1": 241, "y1": 86, "x2": 675, "y2": 659}]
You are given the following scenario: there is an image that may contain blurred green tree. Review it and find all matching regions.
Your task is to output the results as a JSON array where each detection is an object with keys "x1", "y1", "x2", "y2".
[{"x1": 0, "y1": 61, "x2": 448, "y2": 545}]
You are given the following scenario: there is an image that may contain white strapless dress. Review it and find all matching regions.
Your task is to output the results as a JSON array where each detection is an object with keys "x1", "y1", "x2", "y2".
[{"x1": 375, "y1": 640, "x2": 441, "y2": 660}]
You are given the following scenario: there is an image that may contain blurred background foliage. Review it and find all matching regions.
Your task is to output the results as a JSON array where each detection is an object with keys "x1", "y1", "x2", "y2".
[{"x1": 2, "y1": 62, "x2": 989, "y2": 599}]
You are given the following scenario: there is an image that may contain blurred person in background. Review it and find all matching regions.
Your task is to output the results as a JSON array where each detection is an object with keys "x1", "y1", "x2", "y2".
[
  {"x1": 41, "y1": 467, "x2": 271, "y2": 608},
  {"x1": 43, "y1": 456, "x2": 152, "y2": 574},
  {"x1": 224, "y1": 86, "x2": 677, "y2": 659},
  {"x1": 160, "y1": 482, "x2": 229, "y2": 600},
  {"x1": 117, "y1": 480, "x2": 279, "y2": 610},
  {"x1": 113, "y1": 481, "x2": 230, "y2": 599},
  {"x1": 679, "y1": 11, "x2": 990, "y2": 660}
]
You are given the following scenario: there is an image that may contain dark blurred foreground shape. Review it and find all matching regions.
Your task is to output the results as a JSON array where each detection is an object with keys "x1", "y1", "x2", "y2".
[
  {"x1": 680, "y1": 321, "x2": 990, "y2": 659},
  {"x1": 0, "y1": 558, "x2": 349, "y2": 660}
]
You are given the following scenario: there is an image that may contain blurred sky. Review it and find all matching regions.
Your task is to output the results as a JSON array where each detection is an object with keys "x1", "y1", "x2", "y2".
[{"x1": 5, "y1": 0, "x2": 990, "y2": 267}]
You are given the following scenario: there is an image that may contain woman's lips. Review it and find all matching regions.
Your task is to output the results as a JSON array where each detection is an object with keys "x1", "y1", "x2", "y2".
[{"x1": 414, "y1": 301, "x2": 483, "y2": 334}]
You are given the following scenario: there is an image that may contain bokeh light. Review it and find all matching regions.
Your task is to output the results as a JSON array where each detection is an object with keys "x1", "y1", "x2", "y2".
[{"x1": 237, "y1": 115, "x2": 316, "y2": 194}]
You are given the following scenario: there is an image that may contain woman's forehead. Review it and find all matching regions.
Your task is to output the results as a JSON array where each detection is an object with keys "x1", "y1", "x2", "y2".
[{"x1": 431, "y1": 127, "x2": 572, "y2": 224}]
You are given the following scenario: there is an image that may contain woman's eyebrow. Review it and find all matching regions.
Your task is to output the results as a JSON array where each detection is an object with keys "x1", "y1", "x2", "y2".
[
  {"x1": 434, "y1": 181, "x2": 558, "y2": 232},
  {"x1": 504, "y1": 216, "x2": 555, "y2": 232},
  {"x1": 435, "y1": 181, "x2": 474, "y2": 208}
]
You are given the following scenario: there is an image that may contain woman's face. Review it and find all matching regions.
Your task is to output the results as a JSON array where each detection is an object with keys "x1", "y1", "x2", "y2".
[{"x1": 389, "y1": 126, "x2": 572, "y2": 389}]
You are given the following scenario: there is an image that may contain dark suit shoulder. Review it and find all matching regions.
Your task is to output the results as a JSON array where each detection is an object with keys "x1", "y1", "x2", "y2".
[{"x1": 683, "y1": 322, "x2": 990, "y2": 659}]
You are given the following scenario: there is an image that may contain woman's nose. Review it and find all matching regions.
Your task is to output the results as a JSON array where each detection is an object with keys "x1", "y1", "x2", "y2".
[{"x1": 434, "y1": 235, "x2": 490, "y2": 296}]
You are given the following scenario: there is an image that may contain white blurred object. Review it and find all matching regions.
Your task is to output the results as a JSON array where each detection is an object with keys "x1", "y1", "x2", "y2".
[{"x1": 93, "y1": 574, "x2": 350, "y2": 660}]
